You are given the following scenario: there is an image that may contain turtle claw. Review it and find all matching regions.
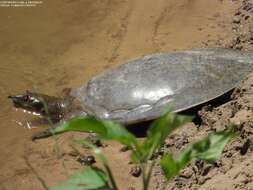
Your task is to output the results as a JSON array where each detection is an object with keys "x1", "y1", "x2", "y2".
[{"x1": 31, "y1": 129, "x2": 54, "y2": 141}]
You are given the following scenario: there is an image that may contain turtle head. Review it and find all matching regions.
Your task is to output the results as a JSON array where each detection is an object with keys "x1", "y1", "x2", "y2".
[
  {"x1": 8, "y1": 91, "x2": 45, "y2": 114},
  {"x1": 8, "y1": 90, "x2": 70, "y2": 121}
]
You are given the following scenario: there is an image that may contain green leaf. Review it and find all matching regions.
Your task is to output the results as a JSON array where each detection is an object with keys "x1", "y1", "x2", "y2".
[
  {"x1": 99, "y1": 120, "x2": 138, "y2": 147},
  {"x1": 51, "y1": 116, "x2": 139, "y2": 148},
  {"x1": 160, "y1": 127, "x2": 237, "y2": 181},
  {"x1": 138, "y1": 110, "x2": 192, "y2": 162},
  {"x1": 52, "y1": 116, "x2": 106, "y2": 134},
  {"x1": 50, "y1": 167, "x2": 109, "y2": 190},
  {"x1": 193, "y1": 127, "x2": 238, "y2": 162},
  {"x1": 160, "y1": 154, "x2": 179, "y2": 180}
]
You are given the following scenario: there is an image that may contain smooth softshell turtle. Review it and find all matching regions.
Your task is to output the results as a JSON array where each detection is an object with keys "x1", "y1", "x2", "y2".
[{"x1": 9, "y1": 48, "x2": 253, "y2": 126}]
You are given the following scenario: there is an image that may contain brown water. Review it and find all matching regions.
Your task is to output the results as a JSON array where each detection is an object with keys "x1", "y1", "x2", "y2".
[{"x1": 0, "y1": 0, "x2": 238, "y2": 189}]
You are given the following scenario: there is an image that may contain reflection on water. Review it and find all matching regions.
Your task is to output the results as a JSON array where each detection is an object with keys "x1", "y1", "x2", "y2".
[{"x1": 13, "y1": 120, "x2": 35, "y2": 129}]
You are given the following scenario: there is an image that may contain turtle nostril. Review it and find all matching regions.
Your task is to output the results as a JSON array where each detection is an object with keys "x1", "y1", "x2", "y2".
[
  {"x1": 8, "y1": 96, "x2": 17, "y2": 102},
  {"x1": 8, "y1": 95, "x2": 14, "y2": 99}
]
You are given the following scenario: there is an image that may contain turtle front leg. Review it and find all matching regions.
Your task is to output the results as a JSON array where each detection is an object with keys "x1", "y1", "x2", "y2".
[{"x1": 31, "y1": 129, "x2": 55, "y2": 140}]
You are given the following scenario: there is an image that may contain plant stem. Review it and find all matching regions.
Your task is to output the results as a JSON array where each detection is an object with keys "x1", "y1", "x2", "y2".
[
  {"x1": 141, "y1": 161, "x2": 155, "y2": 190},
  {"x1": 104, "y1": 164, "x2": 119, "y2": 190},
  {"x1": 140, "y1": 163, "x2": 148, "y2": 190},
  {"x1": 145, "y1": 161, "x2": 155, "y2": 189}
]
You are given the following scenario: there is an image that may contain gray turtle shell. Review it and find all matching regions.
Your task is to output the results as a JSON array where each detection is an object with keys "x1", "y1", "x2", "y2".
[{"x1": 72, "y1": 48, "x2": 253, "y2": 124}]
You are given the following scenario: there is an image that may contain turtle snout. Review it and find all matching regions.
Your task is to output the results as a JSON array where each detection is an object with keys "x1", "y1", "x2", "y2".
[{"x1": 8, "y1": 95, "x2": 26, "y2": 108}]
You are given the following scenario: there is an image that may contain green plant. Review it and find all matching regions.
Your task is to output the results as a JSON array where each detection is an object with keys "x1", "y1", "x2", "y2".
[{"x1": 49, "y1": 110, "x2": 237, "y2": 190}]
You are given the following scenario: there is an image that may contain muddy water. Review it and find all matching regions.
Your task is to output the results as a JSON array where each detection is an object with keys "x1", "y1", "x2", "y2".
[{"x1": 0, "y1": 1, "x2": 237, "y2": 189}]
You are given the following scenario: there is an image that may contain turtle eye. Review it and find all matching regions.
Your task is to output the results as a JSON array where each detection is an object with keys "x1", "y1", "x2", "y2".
[{"x1": 29, "y1": 96, "x2": 39, "y2": 103}]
